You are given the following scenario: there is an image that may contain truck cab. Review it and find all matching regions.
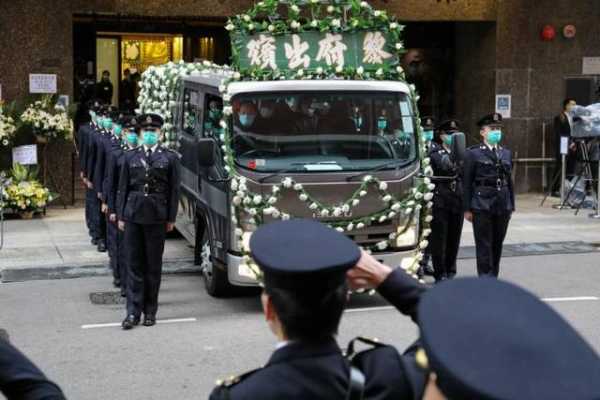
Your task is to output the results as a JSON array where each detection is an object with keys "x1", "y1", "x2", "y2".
[{"x1": 174, "y1": 74, "x2": 423, "y2": 296}]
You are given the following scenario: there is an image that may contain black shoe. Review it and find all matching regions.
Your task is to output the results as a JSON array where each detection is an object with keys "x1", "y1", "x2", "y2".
[
  {"x1": 143, "y1": 316, "x2": 156, "y2": 327},
  {"x1": 91, "y1": 238, "x2": 98, "y2": 245},
  {"x1": 113, "y1": 278, "x2": 121, "y2": 288},
  {"x1": 121, "y1": 315, "x2": 140, "y2": 330},
  {"x1": 97, "y1": 240, "x2": 107, "y2": 253},
  {"x1": 416, "y1": 266, "x2": 424, "y2": 279}
]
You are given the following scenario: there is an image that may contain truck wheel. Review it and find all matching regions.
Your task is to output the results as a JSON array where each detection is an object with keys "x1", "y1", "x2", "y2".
[{"x1": 200, "y1": 231, "x2": 234, "y2": 297}]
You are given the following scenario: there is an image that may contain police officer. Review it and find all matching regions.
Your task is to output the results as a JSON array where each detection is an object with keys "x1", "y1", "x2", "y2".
[
  {"x1": 418, "y1": 116, "x2": 436, "y2": 279},
  {"x1": 463, "y1": 113, "x2": 515, "y2": 277},
  {"x1": 104, "y1": 115, "x2": 139, "y2": 296},
  {"x1": 1, "y1": 337, "x2": 66, "y2": 399},
  {"x1": 210, "y1": 219, "x2": 428, "y2": 400},
  {"x1": 117, "y1": 114, "x2": 180, "y2": 329},
  {"x1": 101, "y1": 112, "x2": 127, "y2": 289},
  {"x1": 411, "y1": 277, "x2": 600, "y2": 400},
  {"x1": 428, "y1": 119, "x2": 464, "y2": 282},
  {"x1": 77, "y1": 100, "x2": 101, "y2": 243}
]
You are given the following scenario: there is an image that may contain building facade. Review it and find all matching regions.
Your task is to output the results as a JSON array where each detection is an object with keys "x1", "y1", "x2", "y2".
[{"x1": 1, "y1": 0, "x2": 600, "y2": 202}]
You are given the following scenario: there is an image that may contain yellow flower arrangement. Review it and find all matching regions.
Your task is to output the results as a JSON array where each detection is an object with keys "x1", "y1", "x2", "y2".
[{"x1": 1, "y1": 163, "x2": 55, "y2": 212}]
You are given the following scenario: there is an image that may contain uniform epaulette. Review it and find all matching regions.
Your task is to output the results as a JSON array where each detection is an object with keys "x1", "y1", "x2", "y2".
[
  {"x1": 468, "y1": 144, "x2": 481, "y2": 150},
  {"x1": 215, "y1": 367, "x2": 262, "y2": 388},
  {"x1": 345, "y1": 336, "x2": 386, "y2": 359}
]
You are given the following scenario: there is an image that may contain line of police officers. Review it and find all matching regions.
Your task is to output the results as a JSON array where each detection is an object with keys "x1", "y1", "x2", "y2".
[
  {"x1": 77, "y1": 101, "x2": 180, "y2": 330},
  {"x1": 418, "y1": 112, "x2": 515, "y2": 281}
]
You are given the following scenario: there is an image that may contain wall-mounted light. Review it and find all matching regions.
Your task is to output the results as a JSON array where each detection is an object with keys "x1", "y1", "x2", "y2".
[{"x1": 541, "y1": 25, "x2": 556, "y2": 42}]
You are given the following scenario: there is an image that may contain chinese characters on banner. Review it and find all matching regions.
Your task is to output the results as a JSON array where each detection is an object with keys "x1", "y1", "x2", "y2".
[{"x1": 239, "y1": 31, "x2": 396, "y2": 71}]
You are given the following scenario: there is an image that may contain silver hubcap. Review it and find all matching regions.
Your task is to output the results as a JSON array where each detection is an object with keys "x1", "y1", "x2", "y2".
[{"x1": 201, "y1": 242, "x2": 213, "y2": 280}]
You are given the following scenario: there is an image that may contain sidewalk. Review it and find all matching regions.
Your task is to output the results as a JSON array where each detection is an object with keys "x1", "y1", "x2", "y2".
[
  {"x1": 1, "y1": 194, "x2": 599, "y2": 282},
  {"x1": 0, "y1": 208, "x2": 196, "y2": 282}
]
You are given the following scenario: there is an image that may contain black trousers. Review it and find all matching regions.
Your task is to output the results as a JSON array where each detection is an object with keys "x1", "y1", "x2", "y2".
[
  {"x1": 125, "y1": 222, "x2": 166, "y2": 318},
  {"x1": 430, "y1": 207, "x2": 464, "y2": 281},
  {"x1": 472, "y1": 212, "x2": 511, "y2": 277},
  {"x1": 107, "y1": 219, "x2": 119, "y2": 281},
  {"x1": 84, "y1": 188, "x2": 95, "y2": 238},
  {"x1": 117, "y1": 229, "x2": 127, "y2": 292}
]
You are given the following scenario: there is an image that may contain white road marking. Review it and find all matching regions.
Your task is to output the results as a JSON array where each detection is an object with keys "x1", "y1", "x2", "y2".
[
  {"x1": 345, "y1": 296, "x2": 599, "y2": 313},
  {"x1": 542, "y1": 296, "x2": 599, "y2": 302},
  {"x1": 81, "y1": 317, "x2": 197, "y2": 330}
]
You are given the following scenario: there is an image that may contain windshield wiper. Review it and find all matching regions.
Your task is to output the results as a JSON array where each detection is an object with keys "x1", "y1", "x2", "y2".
[
  {"x1": 257, "y1": 163, "x2": 308, "y2": 183},
  {"x1": 345, "y1": 159, "x2": 410, "y2": 182}
]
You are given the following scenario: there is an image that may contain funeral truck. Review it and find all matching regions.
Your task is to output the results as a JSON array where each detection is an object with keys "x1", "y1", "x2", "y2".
[{"x1": 160, "y1": 1, "x2": 433, "y2": 296}]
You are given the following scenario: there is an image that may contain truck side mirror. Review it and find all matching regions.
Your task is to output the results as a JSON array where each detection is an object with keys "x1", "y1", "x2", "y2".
[
  {"x1": 197, "y1": 137, "x2": 216, "y2": 167},
  {"x1": 451, "y1": 132, "x2": 466, "y2": 163}
]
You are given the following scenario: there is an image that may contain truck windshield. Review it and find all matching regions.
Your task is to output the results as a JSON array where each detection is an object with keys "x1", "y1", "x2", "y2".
[{"x1": 231, "y1": 92, "x2": 417, "y2": 173}]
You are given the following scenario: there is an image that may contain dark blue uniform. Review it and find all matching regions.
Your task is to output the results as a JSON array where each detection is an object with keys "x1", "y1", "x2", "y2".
[
  {"x1": 85, "y1": 124, "x2": 108, "y2": 249},
  {"x1": 428, "y1": 121, "x2": 464, "y2": 281},
  {"x1": 0, "y1": 339, "x2": 65, "y2": 400},
  {"x1": 102, "y1": 136, "x2": 126, "y2": 287},
  {"x1": 463, "y1": 143, "x2": 514, "y2": 277},
  {"x1": 117, "y1": 144, "x2": 180, "y2": 321},
  {"x1": 77, "y1": 122, "x2": 95, "y2": 240},
  {"x1": 209, "y1": 267, "x2": 427, "y2": 400}
]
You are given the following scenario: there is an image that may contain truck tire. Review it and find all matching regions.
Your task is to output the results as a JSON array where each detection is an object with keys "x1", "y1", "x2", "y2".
[{"x1": 199, "y1": 225, "x2": 235, "y2": 298}]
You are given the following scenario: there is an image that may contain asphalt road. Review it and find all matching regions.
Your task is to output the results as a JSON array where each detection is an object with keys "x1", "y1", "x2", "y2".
[{"x1": 1, "y1": 252, "x2": 599, "y2": 400}]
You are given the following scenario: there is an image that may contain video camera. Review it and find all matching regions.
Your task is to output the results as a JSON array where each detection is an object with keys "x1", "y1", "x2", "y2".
[{"x1": 570, "y1": 104, "x2": 600, "y2": 138}]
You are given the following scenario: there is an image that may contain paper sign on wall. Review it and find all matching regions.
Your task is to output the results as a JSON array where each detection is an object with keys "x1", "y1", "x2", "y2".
[
  {"x1": 495, "y1": 94, "x2": 511, "y2": 119},
  {"x1": 560, "y1": 136, "x2": 569, "y2": 155},
  {"x1": 582, "y1": 57, "x2": 600, "y2": 75},
  {"x1": 29, "y1": 74, "x2": 57, "y2": 94},
  {"x1": 12, "y1": 145, "x2": 38, "y2": 165}
]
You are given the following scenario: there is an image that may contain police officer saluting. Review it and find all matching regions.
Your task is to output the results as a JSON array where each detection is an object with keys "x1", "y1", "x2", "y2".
[
  {"x1": 418, "y1": 117, "x2": 436, "y2": 279},
  {"x1": 429, "y1": 119, "x2": 464, "y2": 282},
  {"x1": 117, "y1": 113, "x2": 180, "y2": 329},
  {"x1": 463, "y1": 113, "x2": 515, "y2": 277}
]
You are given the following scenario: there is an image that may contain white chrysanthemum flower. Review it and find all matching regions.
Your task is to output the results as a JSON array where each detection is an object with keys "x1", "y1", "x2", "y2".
[{"x1": 379, "y1": 182, "x2": 388, "y2": 190}]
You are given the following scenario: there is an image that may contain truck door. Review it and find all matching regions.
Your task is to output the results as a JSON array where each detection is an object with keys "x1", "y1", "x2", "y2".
[{"x1": 197, "y1": 90, "x2": 230, "y2": 263}]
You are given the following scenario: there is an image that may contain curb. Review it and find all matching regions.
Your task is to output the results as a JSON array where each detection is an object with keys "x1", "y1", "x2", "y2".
[{"x1": 0, "y1": 258, "x2": 199, "y2": 283}]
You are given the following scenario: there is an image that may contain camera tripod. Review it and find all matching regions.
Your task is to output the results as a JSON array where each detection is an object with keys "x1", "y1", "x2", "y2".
[{"x1": 560, "y1": 140, "x2": 598, "y2": 215}]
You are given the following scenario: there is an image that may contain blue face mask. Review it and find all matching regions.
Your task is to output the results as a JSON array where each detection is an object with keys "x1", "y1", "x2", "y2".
[
  {"x1": 113, "y1": 124, "x2": 123, "y2": 136},
  {"x1": 487, "y1": 130, "x2": 502, "y2": 145},
  {"x1": 142, "y1": 130, "x2": 159, "y2": 146},
  {"x1": 423, "y1": 130, "x2": 434, "y2": 142},
  {"x1": 239, "y1": 114, "x2": 255, "y2": 127},
  {"x1": 377, "y1": 117, "x2": 388, "y2": 130},
  {"x1": 125, "y1": 131, "x2": 138, "y2": 146},
  {"x1": 354, "y1": 116, "x2": 363, "y2": 127}
]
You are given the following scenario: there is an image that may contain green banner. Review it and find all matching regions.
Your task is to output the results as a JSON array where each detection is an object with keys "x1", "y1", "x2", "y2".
[{"x1": 237, "y1": 31, "x2": 397, "y2": 72}]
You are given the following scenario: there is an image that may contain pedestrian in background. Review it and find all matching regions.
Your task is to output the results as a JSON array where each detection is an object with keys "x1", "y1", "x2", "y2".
[
  {"x1": 96, "y1": 70, "x2": 113, "y2": 105},
  {"x1": 463, "y1": 113, "x2": 515, "y2": 277},
  {"x1": 552, "y1": 98, "x2": 577, "y2": 194},
  {"x1": 117, "y1": 114, "x2": 180, "y2": 329}
]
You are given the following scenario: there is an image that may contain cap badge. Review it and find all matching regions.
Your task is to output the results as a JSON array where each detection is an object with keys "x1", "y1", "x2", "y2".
[
  {"x1": 450, "y1": 121, "x2": 456, "y2": 128},
  {"x1": 493, "y1": 114, "x2": 499, "y2": 121},
  {"x1": 146, "y1": 116, "x2": 153, "y2": 124}
]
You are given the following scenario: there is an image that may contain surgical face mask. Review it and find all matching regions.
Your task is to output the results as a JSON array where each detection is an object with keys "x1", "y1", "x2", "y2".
[
  {"x1": 113, "y1": 124, "x2": 123, "y2": 136},
  {"x1": 487, "y1": 130, "x2": 502, "y2": 145},
  {"x1": 354, "y1": 116, "x2": 363, "y2": 127},
  {"x1": 125, "y1": 131, "x2": 138, "y2": 146},
  {"x1": 260, "y1": 107, "x2": 274, "y2": 119},
  {"x1": 239, "y1": 114, "x2": 256, "y2": 127},
  {"x1": 423, "y1": 129, "x2": 434, "y2": 142},
  {"x1": 378, "y1": 117, "x2": 388, "y2": 130},
  {"x1": 209, "y1": 109, "x2": 221, "y2": 120},
  {"x1": 142, "y1": 130, "x2": 159, "y2": 146},
  {"x1": 102, "y1": 118, "x2": 113, "y2": 130},
  {"x1": 442, "y1": 134, "x2": 453, "y2": 146}
]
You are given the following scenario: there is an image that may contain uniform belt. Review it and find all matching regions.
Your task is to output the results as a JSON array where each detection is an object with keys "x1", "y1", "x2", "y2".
[
  {"x1": 475, "y1": 179, "x2": 508, "y2": 188},
  {"x1": 130, "y1": 185, "x2": 167, "y2": 195}
]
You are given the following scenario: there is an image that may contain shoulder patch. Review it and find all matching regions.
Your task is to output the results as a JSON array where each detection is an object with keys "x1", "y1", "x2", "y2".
[{"x1": 216, "y1": 367, "x2": 262, "y2": 388}]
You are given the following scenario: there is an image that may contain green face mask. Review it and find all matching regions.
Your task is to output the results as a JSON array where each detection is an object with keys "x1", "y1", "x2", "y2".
[
  {"x1": 113, "y1": 124, "x2": 123, "y2": 137},
  {"x1": 142, "y1": 130, "x2": 159, "y2": 146},
  {"x1": 102, "y1": 118, "x2": 113, "y2": 130},
  {"x1": 443, "y1": 135, "x2": 453, "y2": 146},
  {"x1": 487, "y1": 130, "x2": 502, "y2": 145},
  {"x1": 423, "y1": 130, "x2": 434, "y2": 142},
  {"x1": 125, "y1": 131, "x2": 138, "y2": 146}
]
